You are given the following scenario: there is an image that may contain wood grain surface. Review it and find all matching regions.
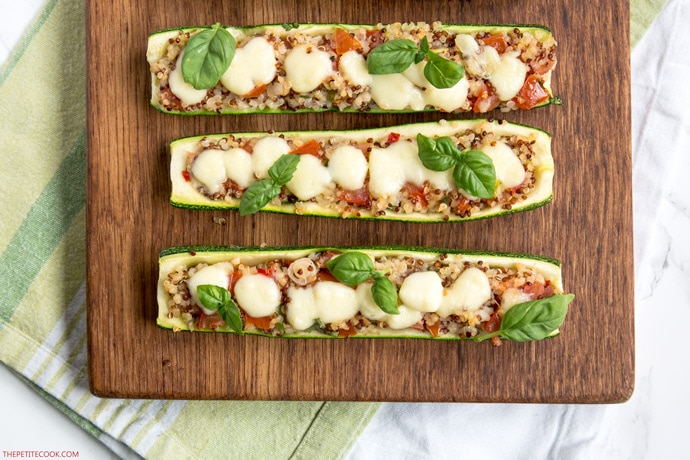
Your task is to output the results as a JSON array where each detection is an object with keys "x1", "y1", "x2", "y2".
[{"x1": 86, "y1": 0, "x2": 634, "y2": 402}]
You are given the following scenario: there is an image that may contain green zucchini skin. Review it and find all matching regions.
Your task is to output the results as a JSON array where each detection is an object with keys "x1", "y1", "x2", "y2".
[
  {"x1": 157, "y1": 245, "x2": 568, "y2": 342},
  {"x1": 147, "y1": 22, "x2": 557, "y2": 115},
  {"x1": 169, "y1": 119, "x2": 554, "y2": 222}
]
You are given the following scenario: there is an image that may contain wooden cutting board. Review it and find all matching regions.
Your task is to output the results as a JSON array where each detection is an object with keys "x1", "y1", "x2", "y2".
[{"x1": 86, "y1": 0, "x2": 634, "y2": 402}]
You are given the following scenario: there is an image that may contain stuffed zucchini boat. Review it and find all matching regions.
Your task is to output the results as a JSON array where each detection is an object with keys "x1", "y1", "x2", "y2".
[
  {"x1": 147, "y1": 21, "x2": 558, "y2": 115},
  {"x1": 158, "y1": 245, "x2": 573, "y2": 345},
  {"x1": 170, "y1": 119, "x2": 553, "y2": 222}
]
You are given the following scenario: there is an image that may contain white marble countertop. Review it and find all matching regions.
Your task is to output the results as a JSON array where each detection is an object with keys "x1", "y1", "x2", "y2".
[{"x1": 1, "y1": 1, "x2": 688, "y2": 458}]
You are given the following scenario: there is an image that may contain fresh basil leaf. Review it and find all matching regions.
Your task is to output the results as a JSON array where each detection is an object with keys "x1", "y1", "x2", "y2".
[
  {"x1": 268, "y1": 154, "x2": 300, "y2": 186},
  {"x1": 416, "y1": 134, "x2": 458, "y2": 172},
  {"x1": 371, "y1": 273, "x2": 399, "y2": 315},
  {"x1": 325, "y1": 252, "x2": 375, "y2": 286},
  {"x1": 423, "y1": 51, "x2": 465, "y2": 89},
  {"x1": 239, "y1": 180, "x2": 281, "y2": 216},
  {"x1": 366, "y1": 39, "x2": 418, "y2": 74},
  {"x1": 497, "y1": 294, "x2": 573, "y2": 342},
  {"x1": 182, "y1": 23, "x2": 236, "y2": 90},
  {"x1": 453, "y1": 149, "x2": 496, "y2": 199},
  {"x1": 415, "y1": 37, "x2": 430, "y2": 64},
  {"x1": 196, "y1": 285, "x2": 244, "y2": 334}
]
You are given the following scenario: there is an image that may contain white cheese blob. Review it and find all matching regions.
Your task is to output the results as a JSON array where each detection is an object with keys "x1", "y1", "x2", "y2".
[
  {"x1": 286, "y1": 154, "x2": 331, "y2": 200},
  {"x1": 356, "y1": 282, "x2": 388, "y2": 321},
  {"x1": 437, "y1": 267, "x2": 492, "y2": 318},
  {"x1": 223, "y1": 148, "x2": 256, "y2": 189},
  {"x1": 313, "y1": 281, "x2": 359, "y2": 324},
  {"x1": 398, "y1": 271, "x2": 444, "y2": 312},
  {"x1": 339, "y1": 50, "x2": 372, "y2": 86},
  {"x1": 454, "y1": 34, "x2": 480, "y2": 56},
  {"x1": 423, "y1": 77, "x2": 470, "y2": 112},
  {"x1": 191, "y1": 149, "x2": 227, "y2": 194},
  {"x1": 480, "y1": 141, "x2": 525, "y2": 189},
  {"x1": 168, "y1": 52, "x2": 208, "y2": 106},
  {"x1": 401, "y1": 61, "x2": 469, "y2": 112},
  {"x1": 233, "y1": 274, "x2": 281, "y2": 318},
  {"x1": 499, "y1": 287, "x2": 533, "y2": 316},
  {"x1": 370, "y1": 74, "x2": 425, "y2": 110},
  {"x1": 187, "y1": 263, "x2": 233, "y2": 315},
  {"x1": 385, "y1": 306, "x2": 423, "y2": 330},
  {"x1": 219, "y1": 37, "x2": 277, "y2": 96},
  {"x1": 368, "y1": 145, "x2": 406, "y2": 198},
  {"x1": 251, "y1": 136, "x2": 292, "y2": 179},
  {"x1": 284, "y1": 45, "x2": 333, "y2": 93},
  {"x1": 487, "y1": 51, "x2": 528, "y2": 101},
  {"x1": 286, "y1": 282, "x2": 359, "y2": 330},
  {"x1": 327, "y1": 145, "x2": 368, "y2": 190},
  {"x1": 286, "y1": 286, "x2": 318, "y2": 331}
]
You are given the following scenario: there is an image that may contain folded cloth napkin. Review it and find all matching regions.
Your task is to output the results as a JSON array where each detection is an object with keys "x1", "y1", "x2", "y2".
[{"x1": 0, "y1": 0, "x2": 669, "y2": 458}]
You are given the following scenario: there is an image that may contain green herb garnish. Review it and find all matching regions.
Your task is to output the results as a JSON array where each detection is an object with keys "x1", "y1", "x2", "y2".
[
  {"x1": 477, "y1": 294, "x2": 574, "y2": 342},
  {"x1": 182, "y1": 23, "x2": 236, "y2": 90},
  {"x1": 366, "y1": 36, "x2": 465, "y2": 89},
  {"x1": 239, "y1": 154, "x2": 300, "y2": 216},
  {"x1": 196, "y1": 284, "x2": 243, "y2": 334},
  {"x1": 416, "y1": 134, "x2": 496, "y2": 198},
  {"x1": 325, "y1": 252, "x2": 399, "y2": 315},
  {"x1": 281, "y1": 22, "x2": 300, "y2": 31}
]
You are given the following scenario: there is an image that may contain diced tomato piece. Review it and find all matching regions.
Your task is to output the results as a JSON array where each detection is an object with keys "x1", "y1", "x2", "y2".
[
  {"x1": 403, "y1": 183, "x2": 428, "y2": 208},
  {"x1": 256, "y1": 263, "x2": 276, "y2": 279},
  {"x1": 182, "y1": 170, "x2": 191, "y2": 182},
  {"x1": 483, "y1": 310, "x2": 502, "y2": 333},
  {"x1": 316, "y1": 270, "x2": 338, "y2": 283},
  {"x1": 244, "y1": 313, "x2": 273, "y2": 331},
  {"x1": 337, "y1": 186, "x2": 371, "y2": 207},
  {"x1": 241, "y1": 141, "x2": 253, "y2": 153},
  {"x1": 473, "y1": 83, "x2": 501, "y2": 113},
  {"x1": 513, "y1": 75, "x2": 549, "y2": 110},
  {"x1": 337, "y1": 326, "x2": 358, "y2": 338},
  {"x1": 289, "y1": 139, "x2": 322, "y2": 157},
  {"x1": 455, "y1": 197, "x2": 472, "y2": 213},
  {"x1": 197, "y1": 312, "x2": 226, "y2": 331},
  {"x1": 426, "y1": 321, "x2": 440, "y2": 338},
  {"x1": 244, "y1": 84, "x2": 267, "y2": 98},
  {"x1": 523, "y1": 280, "x2": 555, "y2": 299},
  {"x1": 335, "y1": 28, "x2": 363, "y2": 55},
  {"x1": 387, "y1": 132, "x2": 401, "y2": 144},
  {"x1": 482, "y1": 33, "x2": 508, "y2": 54},
  {"x1": 229, "y1": 270, "x2": 242, "y2": 292}
]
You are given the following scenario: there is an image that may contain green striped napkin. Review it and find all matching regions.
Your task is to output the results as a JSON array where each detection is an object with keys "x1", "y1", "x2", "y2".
[{"x1": 0, "y1": 0, "x2": 667, "y2": 458}]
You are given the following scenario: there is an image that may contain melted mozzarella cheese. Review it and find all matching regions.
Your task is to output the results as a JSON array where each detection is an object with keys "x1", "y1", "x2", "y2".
[
  {"x1": 220, "y1": 37, "x2": 277, "y2": 96},
  {"x1": 251, "y1": 136, "x2": 292, "y2": 179},
  {"x1": 339, "y1": 50, "x2": 372, "y2": 86},
  {"x1": 370, "y1": 74, "x2": 425, "y2": 110},
  {"x1": 423, "y1": 77, "x2": 470, "y2": 112},
  {"x1": 284, "y1": 45, "x2": 333, "y2": 93},
  {"x1": 398, "y1": 271, "x2": 443, "y2": 312},
  {"x1": 499, "y1": 287, "x2": 533, "y2": 316},
  {"x1": 223, "y1": 148, "x2": 255, "y2": 189},
  {"x1": 286, "y1": 286, "x2": 318, "y2": 331},
  {"x1": 487, "y1": 51, "x2": 528, "y2": 101},
  {"x1": 187, "y1": 263, "x2": 233, "y2": 315},
  {"x1": 286, "y1": 154, "x2": 331, "y2": 200},
  {"x1": 368, "y1": 145, "x2": 406, "y2": 198},
  {"x1": 168, "y1": 52, "x2": 208, "y2": 106},
  {"x1": 479, "y1": 141, "x2": 525, "y2": 189},
  {"x1": 437, "y1": 267, "x2": 492, "y2": 318},
  {"x1": 313, "y1": 281, "x2": 359, "y2": 324},
  {"x1": 454, "y1": 34, "x2": 480, "y2": 56},
  {"x1": 191, "y1": 149, "x2": 227, "y2": 194},
  {"x1": 327, "y1": 145, "x2": 368, "y2": 190},
  {"x1": 356, "y1": 282, "x2": 388, "y2": 320},
  {"x1": 385, "y1": 306, "x2": 423, "y2": 330},
  {"x1": 233, "y1": 274, "x2": 281, "y2": 318}
]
